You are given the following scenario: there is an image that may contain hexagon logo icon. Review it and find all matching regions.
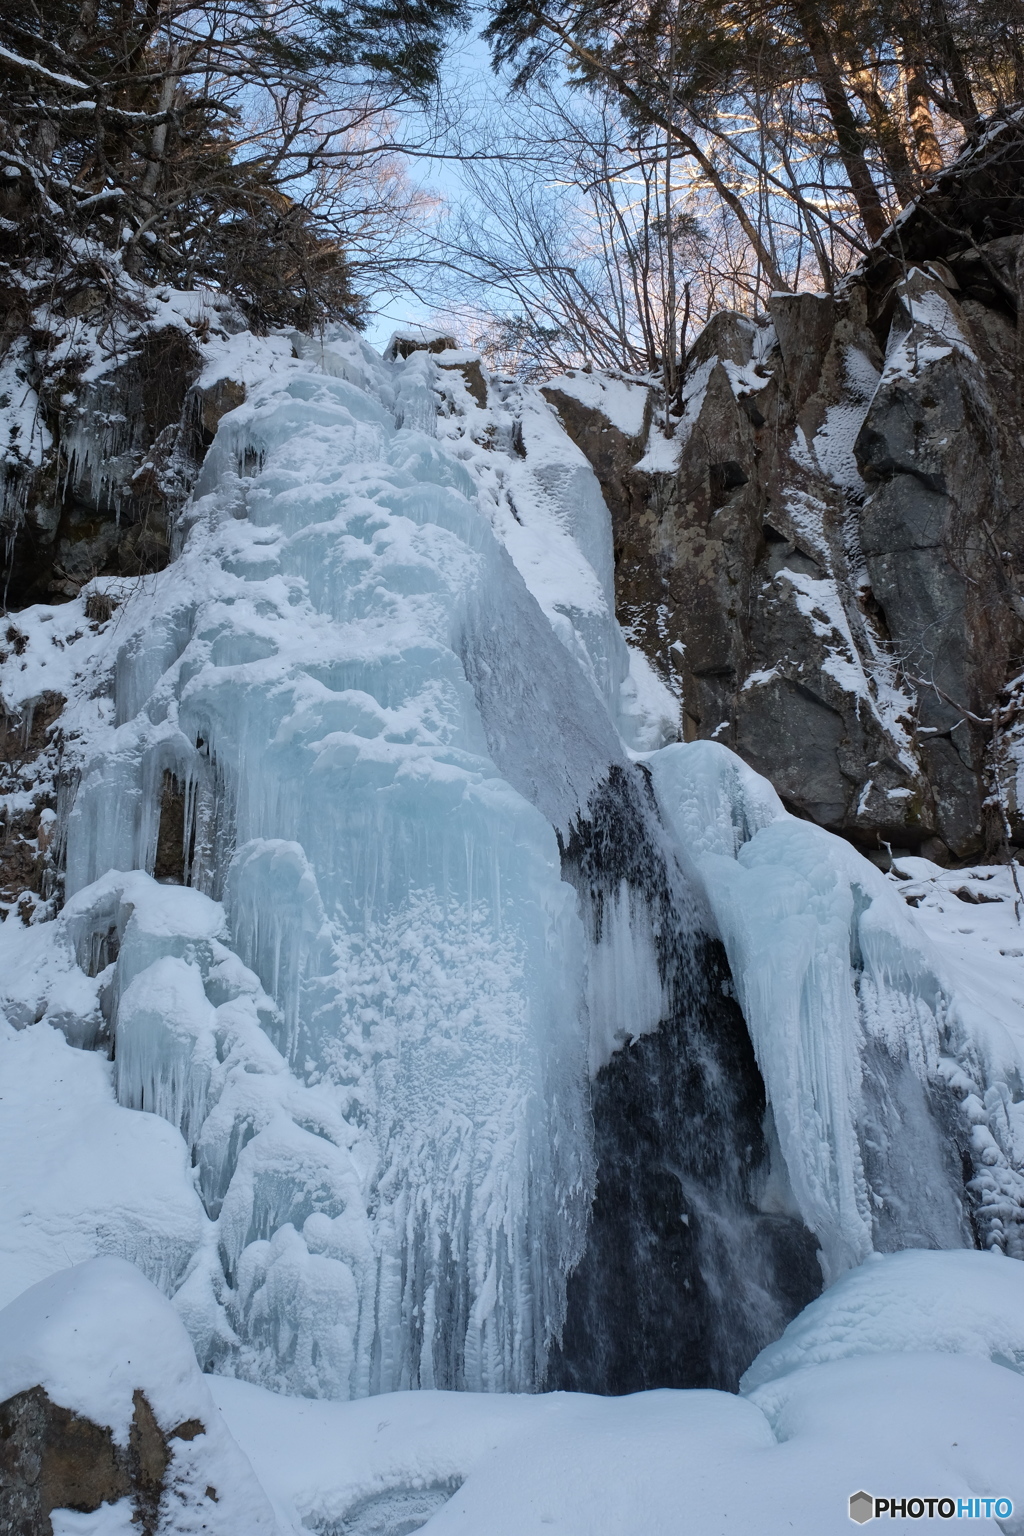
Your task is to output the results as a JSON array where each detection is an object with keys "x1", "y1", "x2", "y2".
[{"x1": 849, "y1": 1491, "x2": 874, "y2": 1524}]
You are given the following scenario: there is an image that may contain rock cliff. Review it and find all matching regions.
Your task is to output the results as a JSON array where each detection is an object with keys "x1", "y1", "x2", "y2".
[
  {"x1": 0, "y1": 288, "x2": 251, "y2": 914},
  {"x1": 544, "y1": 115, "x2": 1024, "y2": 864}
]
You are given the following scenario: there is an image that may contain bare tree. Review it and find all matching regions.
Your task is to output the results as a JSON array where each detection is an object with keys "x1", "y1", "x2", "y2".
[{"x1": 481, "y1": 0, "x2": 1024, "y2": 297}]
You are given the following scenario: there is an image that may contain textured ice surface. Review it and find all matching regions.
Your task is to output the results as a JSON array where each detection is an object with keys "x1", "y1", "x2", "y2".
[
  {"x1": 4, "y1": 326, "x2": 661, "y2": 1398},
  {"x1": 3, "y1": 321, "x2": 1024, "y2": 1411},
  {"x1": 648, "y1": 740, "x2": 1024, "y2": 1278},
  {"x1": 0, "y1": 1257, "x2": 279, "y2": 1535}
]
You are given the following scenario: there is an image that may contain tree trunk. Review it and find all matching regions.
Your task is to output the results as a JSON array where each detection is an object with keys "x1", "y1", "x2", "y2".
[
  {"x1": 847, "y1": 64, "x2": 916, "y2": 206},
  {"x1": 905, "y1": 63, "x2": 944, "y2": 177},
  {"x1": 928, "y1": 0, "x2": 979, "y2": 128},
  {"x1": 793, "y1": 0, "x2": 889, "y2": 242},
  {"x1": 69, "y1": 0, "x2": 99, "y2": 54},
  {"x1": 663, "y1": 0, "x2": 681, "y2": 425}
]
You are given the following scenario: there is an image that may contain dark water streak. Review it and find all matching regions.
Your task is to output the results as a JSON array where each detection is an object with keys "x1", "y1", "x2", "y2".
[{"x1": 549, "y1": 768, "x2": 821, "y2": 1394}]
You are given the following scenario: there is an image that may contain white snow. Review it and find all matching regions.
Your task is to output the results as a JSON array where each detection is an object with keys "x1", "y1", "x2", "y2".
[
  {"x1": 209, "y1": 1249, "x2": 1024, "y2": 1534},
  {"x1": 741, "y1": 1247, "x2": 1024, "y2": 1390},
  {"x1": 634, "y1": 420, "x2": 686, "y2": 473},
  {"x1": 882, "y1": 273, "x2": 978, "y2": 383},
  {"x1": 811, "y1": 345, "x2": 881, "y2": 492},
  {"x1": 0, "y1": 1256, "x2": 212, "y2": 1440},
  {"x1": 0, "y1": 1017, "x2": 207, "y2": 1310},
  {"x1": 3, "y1": 1247, "x2": 1021, "y2": 1534},
  {"x1": 194, "y1": 330, "x2": 295, "y2": 395},
  {"x1": 770, "y1": 565, "x2": 918, "y2": 769},
  {"x1": 544, "y1": 370, "x2": 650, "y2": 438},
  {"x1": 617, "y1": 643, "x2": 680, "y2": 752},
  {"x1": 50, "y1": 1503, "x2": 137, "y2": 1536},
  {"x1": 429, "y1": 352, "x2": 642, "y2": 744}
]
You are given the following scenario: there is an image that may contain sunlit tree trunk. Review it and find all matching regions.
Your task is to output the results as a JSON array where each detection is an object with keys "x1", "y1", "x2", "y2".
[
  {"x1": 847, "y1": 62, "x2": 917, "y2": 206},
  {"x1": 663, "y1": 0, "x2": 680, "y2": 428},
  {"x1": 792, "y1": 0, "x2": 889, "y2": 242},
  {"x1": 904, "y1": 63, "x2": 944, "y2": 177}
]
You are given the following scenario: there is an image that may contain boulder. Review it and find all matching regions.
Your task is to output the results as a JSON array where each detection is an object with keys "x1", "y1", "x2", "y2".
[{"x1": 0, "y1": 1257, "x2": 279, "y2": 1536}]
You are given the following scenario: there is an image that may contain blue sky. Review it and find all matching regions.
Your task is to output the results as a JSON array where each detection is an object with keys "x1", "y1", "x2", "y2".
[{"x1": 362, "y1": 27, "x2": 499, "y2": 352}]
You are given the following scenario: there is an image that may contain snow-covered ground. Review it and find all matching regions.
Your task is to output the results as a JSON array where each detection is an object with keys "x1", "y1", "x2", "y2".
[
  {"x1": 3, "y1": 1248, "x2": 1022, "y2": 1534},
  {"x1": 210, "y1": 1338, "x2": 1024, "y2": 1536}
]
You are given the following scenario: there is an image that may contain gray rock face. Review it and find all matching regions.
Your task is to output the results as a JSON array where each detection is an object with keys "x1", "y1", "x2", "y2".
[{"x1": 544, "y1": 140, "x2": 1024, "y2": 861}]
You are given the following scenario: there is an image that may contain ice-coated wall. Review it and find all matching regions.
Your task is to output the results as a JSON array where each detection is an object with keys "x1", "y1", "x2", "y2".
[
  {"x1": 648, "y1": 742, "x2": 1024, "y2": 1275},
  {"x1": 59, "y1": 330, "x2": 619, "y2": 1396}
]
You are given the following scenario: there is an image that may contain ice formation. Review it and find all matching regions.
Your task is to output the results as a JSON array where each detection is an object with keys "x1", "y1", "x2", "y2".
[
  {"x1": 649, "y1": 742, "x2": 1024, "y2": 1278},
  {"x1": 4, "y1": 325, "x2": 648, "y2": 1398},
  {"x1": 2, "y1": 317, "x2": 1023, "y2": 1406}
]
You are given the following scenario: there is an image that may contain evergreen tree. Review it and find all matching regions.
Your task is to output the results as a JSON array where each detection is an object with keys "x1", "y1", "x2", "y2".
[{"x1": 0, "y1": 0, "x2": 466, "y2": 328}]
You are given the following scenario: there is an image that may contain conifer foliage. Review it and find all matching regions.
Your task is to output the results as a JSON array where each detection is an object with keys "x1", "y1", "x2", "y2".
[
  {"x1": 0, "y1": 0, "x2": 465, "y2": 330},
  {"x1": 484, "y1": 0, "x2": 1024, "y2": 270}
]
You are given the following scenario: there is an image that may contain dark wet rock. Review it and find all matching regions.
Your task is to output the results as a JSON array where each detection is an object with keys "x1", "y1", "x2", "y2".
[
  {"x1": 1, "y1": 323, "x2": 207, "y2": 609},
  {"x1": 549, "y1": 934, "x2": 822, "y2": 1395},
  {"x1": 383, "y1": 332, "x2": 458, "y2": 360},
  {"x1": 546, "y1": 765, "x2": 822, "y2": 1394},
  {"x1": 196, "y1": 376, "x2": 246, "y2": 446},
  {"x1": 0, "y1": 689, "x2": 64, "y2": 917}
]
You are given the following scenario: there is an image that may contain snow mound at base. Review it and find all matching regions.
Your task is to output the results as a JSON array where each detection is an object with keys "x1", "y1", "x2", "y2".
[
  {"x1": 741, "y1": 1248, "x2": 1024, "y2": 1393},
  {"x1": 0, "y1": 1019, "x2": 207, "y2": 1312},
  {"x1": 210, "y1": 1353, "x2": 1024, "y2": 1536},
  {"x1": 0, "y1": 1257, "x2": 278, "y2": 1534}
]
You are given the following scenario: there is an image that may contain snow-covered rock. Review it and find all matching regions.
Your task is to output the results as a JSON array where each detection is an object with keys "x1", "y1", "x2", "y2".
[{"x1": 0, "y1": 1257, "x2": 278, "y2": 1535}]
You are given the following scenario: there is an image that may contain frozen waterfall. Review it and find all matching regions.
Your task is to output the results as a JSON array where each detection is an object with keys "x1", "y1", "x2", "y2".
[
  {"x1": 1, "y1": 321, "x2": 1022, "y2": 1402},
  {"x1": 58, "y1": 329, "x2": 618, "y2": 1396}
]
